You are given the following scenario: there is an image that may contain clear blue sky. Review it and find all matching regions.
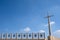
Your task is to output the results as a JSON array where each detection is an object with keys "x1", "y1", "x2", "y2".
[{"x1": 0, "y1": 0, "x2": 60, "y2": 37}]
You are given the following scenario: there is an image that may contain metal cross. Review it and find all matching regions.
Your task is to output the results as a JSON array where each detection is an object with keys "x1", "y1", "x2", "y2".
[{"x1": 45, "y1": 13, "x2": 53, "y2": 36}]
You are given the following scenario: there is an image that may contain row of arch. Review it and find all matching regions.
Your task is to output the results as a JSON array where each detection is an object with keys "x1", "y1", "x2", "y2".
[{"x1": 0, "y1": 33, "x2": 45, "y2": 39}]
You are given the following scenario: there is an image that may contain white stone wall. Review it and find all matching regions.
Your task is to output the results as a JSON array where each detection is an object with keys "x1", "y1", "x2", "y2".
[{"x1": 0, "y1": 33, "x2": 45, "y2": 39}]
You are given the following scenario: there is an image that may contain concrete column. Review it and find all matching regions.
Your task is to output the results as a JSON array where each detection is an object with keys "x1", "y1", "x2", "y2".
[
  {"x1": 44, "y1": 33, "x2": 45, "y2": 40},
  {"x1": 38, "y1": 33, "x2": 39, "y2": 40},
  {"x1": 48, "y1": 36, "x2": 54, "y2": 40},
  {"x1": 16, "y1": 33, "x2": 18, "y2": 40},
  {"x1": 32, "y1": 33, "x2": 34, "y2": 40},
  {"x1": 1, "y1": 33, "x2": 3, "y2": 40},
  {"x1": 21, "y1": 33, "x2": 22, "y2": 40},
  {"x1": 10, "y1": 33, "x2": 12, "y2": 40},
  {"x1": 6, "y1": 33, "x2": 8, "y2": 40},
  {"x1": 26, "y1": 33, "x2": 28, "y2": 40}
]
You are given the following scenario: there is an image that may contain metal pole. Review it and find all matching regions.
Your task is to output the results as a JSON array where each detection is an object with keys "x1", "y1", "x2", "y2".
[
  {"x1": 45, "y1": 14, "x2": 53, "y2": 40},
  {"x1": 48, "y1": 17, "x2": 51, "y2": 36}
]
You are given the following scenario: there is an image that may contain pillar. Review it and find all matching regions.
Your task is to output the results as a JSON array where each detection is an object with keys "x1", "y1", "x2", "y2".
[
  {"x1": 32, "y1": 33, "x2": 34, "y2": 40},
  {"x1": 48, "y1": 36, "x2": 54, "y2": 40},
  {"x1": 16, "y1": 33, "x2": 18, "y2": 40},
  {"x1": 38, "y1": 33, "x2": 39, "y2": 40},
  {"x1": 6, "y1": 33, "x2": 8, "y2": 40},
  {"x1": 10, "y1": 33, "x2": 12, "y2": 40}
]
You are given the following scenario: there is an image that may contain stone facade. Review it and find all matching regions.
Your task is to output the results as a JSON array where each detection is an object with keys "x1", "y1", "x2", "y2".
[{"x1": 45, "y1": 36, "x2": 60, "y2": 40}]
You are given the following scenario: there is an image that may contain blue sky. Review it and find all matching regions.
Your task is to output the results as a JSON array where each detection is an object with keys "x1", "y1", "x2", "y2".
[{"x1": 0, "y1": 0, "x2": 60, "y2": 38}]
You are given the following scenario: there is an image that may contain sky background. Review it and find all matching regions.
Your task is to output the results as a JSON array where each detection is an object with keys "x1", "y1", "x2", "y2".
[{"x1": 0, "y1": 0, "x2": 60, "y2": 38}]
